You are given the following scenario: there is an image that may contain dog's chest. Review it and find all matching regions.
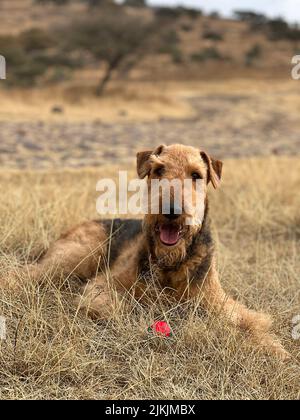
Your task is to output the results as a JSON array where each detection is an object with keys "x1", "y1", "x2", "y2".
[
  {"x1": 159, "y1": 266, "x2": 189, "y2": 290},
  {"x1": 158, "y1": 254, "x2": 212, "y2": 293}
]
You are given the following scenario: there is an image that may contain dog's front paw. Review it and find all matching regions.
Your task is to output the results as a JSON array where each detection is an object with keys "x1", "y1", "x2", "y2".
[
  {"x1": 75, "y1": 281, "x2": 114, "y2": 320},
  {"x1": 258, "y1": 333, "x2": 291, "y2": 362},
  {"x1": 239, "y1": 309, "x2": 273, "y2": 334}
]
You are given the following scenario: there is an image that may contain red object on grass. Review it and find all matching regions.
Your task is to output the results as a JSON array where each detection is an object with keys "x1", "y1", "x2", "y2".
[{"x1": 149, "y1": 321, "x2": 172, "y2": 337}]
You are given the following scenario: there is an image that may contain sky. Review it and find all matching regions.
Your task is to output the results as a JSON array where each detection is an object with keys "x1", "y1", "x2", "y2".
[{"x1": 146, "y1": 0, "x2": 300, "y2": 23}]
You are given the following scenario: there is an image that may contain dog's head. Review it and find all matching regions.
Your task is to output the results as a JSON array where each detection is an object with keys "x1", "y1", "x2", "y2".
[{"x1": 137, "y1": 144, "x2": 222, "y2": 266}]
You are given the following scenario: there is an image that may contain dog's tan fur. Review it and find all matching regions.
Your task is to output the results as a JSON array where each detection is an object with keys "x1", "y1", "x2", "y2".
[{"x1": 1, "y1": 144, "x2": 289, "y2": 360}]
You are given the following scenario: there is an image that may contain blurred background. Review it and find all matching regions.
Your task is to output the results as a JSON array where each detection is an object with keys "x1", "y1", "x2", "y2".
[{"x1": 0, "y1": 0, "x2": 299, "y2": 168}]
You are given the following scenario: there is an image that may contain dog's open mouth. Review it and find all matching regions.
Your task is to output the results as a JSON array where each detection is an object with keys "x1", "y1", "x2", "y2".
[{"x1": 158, "y1": 224, "x2": 182, "y2": 246}]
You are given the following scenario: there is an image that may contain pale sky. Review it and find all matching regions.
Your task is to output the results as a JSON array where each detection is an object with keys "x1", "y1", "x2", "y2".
[{"x1": 146, "y1": 0, "x2": 300, "y2": 23}]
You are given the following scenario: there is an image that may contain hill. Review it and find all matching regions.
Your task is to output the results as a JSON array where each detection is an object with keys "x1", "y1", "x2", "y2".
[{"x1": 0, "y1": 0, "x2": 299, "y2": 89}]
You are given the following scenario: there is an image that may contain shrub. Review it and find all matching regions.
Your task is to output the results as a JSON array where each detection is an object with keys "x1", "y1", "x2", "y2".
[
  {"x1": 11, "y1": 60, "x2": 48, "y2": 87},
  {"x1": 0, "y1": 29, "x2": 79, "y2": 87},
  {"x1": 209, "y1": 11, "x2": 220, "y2": 19},
  {"x1": 191, "y1": 47, "x2": 223, "y2": 62},
  {"x1": 156, "y1": 28, "x2": 181, "y2": 60},
  {"x1": 47, "y1": 67, "x2": 72, "y2": 83},
  {"x1": 0, "y1": 35, "x2": 49, "y2": 86},
  {"x1": 171, "y1": 47, "x2": 183, "y2": 64},
  {"x1": 161, "y1": 29, "x2": 180, "y2": 45},
  {"x1": 37, "y1": 51, "x2": 82, "y2": 69},
  {"x1": 245, "y1": 44, "x2": 262, "y2": 66},
  {"x1": 203, "y1": 30, "x2": 223, "y2": 41},
  {"x1": 181, "y1": 23, "x2": 193, "y2": 32},
  {"x1": 19, "y1": 28, "x2": 55, "y2": 52},
  {"x1": 0, "y1": 36, "x2": 26, "y2": 66}
]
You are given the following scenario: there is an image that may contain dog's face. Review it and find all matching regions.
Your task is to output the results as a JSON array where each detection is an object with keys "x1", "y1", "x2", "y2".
[{"x1": 137, "y1": 144, "x2": 222, "y2": 266}]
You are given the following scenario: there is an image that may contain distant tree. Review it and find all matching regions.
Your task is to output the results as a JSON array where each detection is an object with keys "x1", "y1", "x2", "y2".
[
  {"x1": 287, "y1": 28, "x2": 300, "y2": 41},
  {"x1": 234, "y1": 10, "x2": 267, "y2": 23},
  {"x1": 234, "y1": 10, "x2": 300, "y2": 41},
  {"x1": 67, "y1": 13, "x2": 154, "y2": 95},
  {"x1": 268, "y1": 18, "x2": 290, "y2": 39},
  {"x1": 155, "y1": 6, "x2": 201, "y2": 20},
  {"x1": 123, "y1": 0, "x2": 146, "y2": 7},
  {"x1": 268, "y1": 18, "x2": 289, "y2": 34},
  {"x1": 233, "y1": 10, "x2": 268, "y2": 30},
  {"x1": 266, "y1": 18, "x2": 300, "y2": 41}
]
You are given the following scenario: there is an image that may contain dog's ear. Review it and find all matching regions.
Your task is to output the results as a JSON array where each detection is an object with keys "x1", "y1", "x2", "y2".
[
  {"x1": 200, "y1": 151, "x2": 223, "y2": 189},
  {"x1": 137, "y1": 150, "x2": 152, "y2": 178},
  {"x1": 153, "y1": 144, "x2": 165, "y2": 156},
  {"x1": 136, "y1": 145, "x2": 165, "y2": 179}
]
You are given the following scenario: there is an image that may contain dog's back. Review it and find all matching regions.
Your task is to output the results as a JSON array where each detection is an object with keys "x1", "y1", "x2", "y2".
[{"x1": 98, "y1": 218, "x2": 143, "y2": 265}]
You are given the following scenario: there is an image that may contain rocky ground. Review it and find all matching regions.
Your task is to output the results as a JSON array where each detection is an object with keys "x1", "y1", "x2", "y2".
[{"x1": 0, "y1": 93, "x2": 299, "y2": 169}]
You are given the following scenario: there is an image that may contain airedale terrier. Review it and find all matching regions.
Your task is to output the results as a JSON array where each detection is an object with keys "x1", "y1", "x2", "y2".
[{"x1": 2, "y1": 144, "x2": 289, "y2": 360}]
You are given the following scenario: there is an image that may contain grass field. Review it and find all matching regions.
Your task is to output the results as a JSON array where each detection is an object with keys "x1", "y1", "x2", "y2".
[
  {"x1": 0, "y1": 0, "x2": 299, "y2": 401},
  {"x1": 0, "y1": 157, "x2": 299, "y2": 400}
]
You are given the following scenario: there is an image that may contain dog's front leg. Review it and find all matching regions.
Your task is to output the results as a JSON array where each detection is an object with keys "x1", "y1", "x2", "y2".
[
  {"x1": 76, "y1": 275, "x2": 146, "y2": 320},
  {"x1": 198, "y1": 265, "x2": 290, "y2": 361},
  {"x1": 75, "y1": 274, "x2": 115, "y2": 319},
  {"x1": 76, "y1": 253, "x2": 145, "y2": 319},
  {"x1": 76, "y1": 255, "x2": 147, "y2": 319},
  {"x1": 1, "y1": 221, "x2": 108, "y2": 292}
]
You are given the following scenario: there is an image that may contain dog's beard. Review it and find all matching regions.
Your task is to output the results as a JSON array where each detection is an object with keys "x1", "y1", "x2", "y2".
[
  {"x1": 144, "y1": 220, "x2": 199, "y2": 268},
  {"x1": 155, "y1": 240, "x2": 187, "y2": 267}
]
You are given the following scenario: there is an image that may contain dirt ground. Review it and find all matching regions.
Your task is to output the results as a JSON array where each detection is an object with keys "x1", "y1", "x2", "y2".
[{"x1": 0, "y1": 80, "x2": 299, "y2": 169}]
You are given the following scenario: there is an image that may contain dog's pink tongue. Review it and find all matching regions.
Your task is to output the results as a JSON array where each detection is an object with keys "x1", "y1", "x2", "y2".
[{"x1": 159, "y1": 225, "x2": 180, "y2": 245}]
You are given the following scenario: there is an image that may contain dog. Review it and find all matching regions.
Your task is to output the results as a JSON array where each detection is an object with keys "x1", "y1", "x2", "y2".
[{"x1": 2, "y1": 144, "x2": 289, "y2": 360}]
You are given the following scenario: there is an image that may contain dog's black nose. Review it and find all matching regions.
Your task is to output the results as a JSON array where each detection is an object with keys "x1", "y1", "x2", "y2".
[{"x1": 163, "y1": 204, "x2": 181, "y2": 220}]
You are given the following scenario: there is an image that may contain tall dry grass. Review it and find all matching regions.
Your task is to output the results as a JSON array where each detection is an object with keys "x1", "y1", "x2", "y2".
[
  {"x1": 0, "y1": 157, "x2": 299, "y2": 400},
  {"x1": 0, "y1": 81, "x2": 192, "y2": 123}
]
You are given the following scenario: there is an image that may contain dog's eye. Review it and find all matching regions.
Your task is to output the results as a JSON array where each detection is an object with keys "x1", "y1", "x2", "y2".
[
  {"x1": 153, "y1": 166, "x2": 165, "y2": 177},
  {"x1": 191, "y1": 172, "x2": 202, "y2": 180}
]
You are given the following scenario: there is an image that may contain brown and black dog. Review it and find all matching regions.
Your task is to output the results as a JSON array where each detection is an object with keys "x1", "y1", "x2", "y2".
[{"x1": 2, "y1": 144, "x2": 289, "y2": 360}]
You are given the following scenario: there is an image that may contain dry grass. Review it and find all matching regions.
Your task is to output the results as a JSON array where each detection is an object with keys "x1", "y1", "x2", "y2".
[
  {"x1": 1, "y1": 78, "x2": 300, "y2": 125},
  {"x1": 0, "y1": 81, "x2": 192, "y2": 123},
  {"x1": 0, "y1": 157, "x2": 299, "y2": 400}
]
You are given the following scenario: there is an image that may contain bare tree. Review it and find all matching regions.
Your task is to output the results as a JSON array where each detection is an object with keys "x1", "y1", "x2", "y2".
[{"x1": 68, "y1": 12, "x2": 154, "y2": 95}]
